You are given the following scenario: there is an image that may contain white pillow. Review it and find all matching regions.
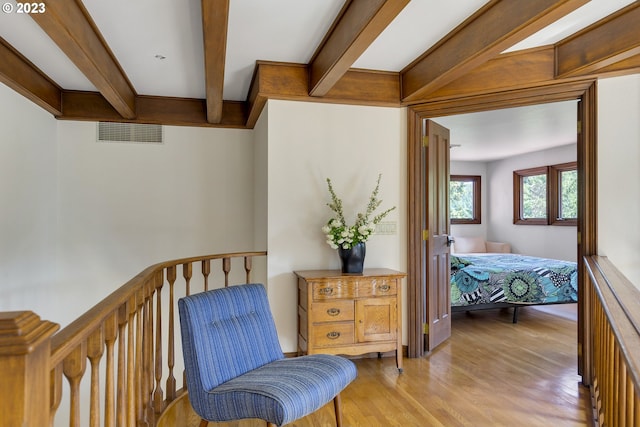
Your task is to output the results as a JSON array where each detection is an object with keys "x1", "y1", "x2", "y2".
[
  {"x1": 452, "y1": 236, "x2": 486, "y2": 253},
  {"x1": 486, "y1": 241, "x2": 511, "y2": 253}
]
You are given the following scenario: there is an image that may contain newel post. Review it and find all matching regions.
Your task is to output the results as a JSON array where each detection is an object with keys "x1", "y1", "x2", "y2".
[{"x1": 0, "y1": 311, "x2": 59, "y2": 427}]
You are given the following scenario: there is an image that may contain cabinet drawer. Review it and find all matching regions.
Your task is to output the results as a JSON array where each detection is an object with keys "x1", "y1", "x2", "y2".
[
  {"x1": 312, "y1": 323, "x2": 354, "y2": 348},
  {"x1": 311, "y1": 300, "x2": 354, "y2": 323},
  {"x1": 357, "y1": 278, "x2": 397, "y2": 297},
  {"x1": 312, "y1": 281, "x2": 355, "y2": 300}
]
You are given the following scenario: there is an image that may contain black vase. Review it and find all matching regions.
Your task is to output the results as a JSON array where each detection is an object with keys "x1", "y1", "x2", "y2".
[{"x1": 338, "y1": 242, "x2": 366, "y2": 274}]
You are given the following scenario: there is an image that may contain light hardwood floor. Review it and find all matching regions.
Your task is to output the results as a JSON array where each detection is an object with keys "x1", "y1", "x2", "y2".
[{"x1": 164, "y1": 305, "x2": 592, "y2": 427}]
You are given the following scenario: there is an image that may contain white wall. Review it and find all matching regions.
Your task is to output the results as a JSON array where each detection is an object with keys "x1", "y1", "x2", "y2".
[
  {"x1": 53, "y1": 122, "x2": 256, "y2": 325},
  {"x1": 487, "y1": 143, "x2": 577, "y2": 261},
  {"x1": 264, "y1": 100, "x2": 407, "y2": 352},
  {"x1": 252, "y1": 102, "x2": 269, "y2": 284},
  {"x1": 0, "y1": 83, "x2": 58, "y2": 316},
  {"x1": 598, "y1": 74, "x2": 640, "y2": 287},
  {"x1": 450, "y1": 161, "x2": 488, "y2": 239}
]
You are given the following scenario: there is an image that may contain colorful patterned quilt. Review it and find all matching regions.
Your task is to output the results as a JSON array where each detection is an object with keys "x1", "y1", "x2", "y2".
[{"x1": 450, "y1": 253, "x2": 578, "y2": 307}]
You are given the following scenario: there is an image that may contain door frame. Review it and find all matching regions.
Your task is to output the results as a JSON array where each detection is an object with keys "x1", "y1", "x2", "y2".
[{"x1": 406, "y1": 80, "x2": 597, "y2": 383}]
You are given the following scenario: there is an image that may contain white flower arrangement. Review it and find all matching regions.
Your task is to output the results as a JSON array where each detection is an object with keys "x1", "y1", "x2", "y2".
[{"x1": 322, "y1": 174, "x2": 396, "y2": 250}]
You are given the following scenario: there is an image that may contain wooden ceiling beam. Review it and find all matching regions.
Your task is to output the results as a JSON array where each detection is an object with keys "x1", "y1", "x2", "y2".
[
  {"x1": 58, "y1": 91, "x2": 246, "y2": 128},
  {"x1": 402, "y1": 46, "x2": 607, "y2": 104},
  {"x1": 201, "y1": 0, "x2": 230, "y2": 124},
  {"x1": 309, "y1": 0, "x2": 409, "y2": 97},
  {"x1": 555, "y1": 2, "x2": 640, "y2": 78},
  {"x1": 247, "y1": 61, "x2": 400, "y2": 128},
  {"x1": 592, "y1": 54, "x2": 640, "y2": 77},
  {"x1": 19, "y1": 0, "x2": 137, "y2": 119},
  {"x1": 400, "y1": 0, "x2": 589, "y2": 103},
  {"x1": 0, "y1": 37, "x2": 62, "y2": 115},
  {"x1": 423, "y1": 46, "x2": 558, "y2": 101}
]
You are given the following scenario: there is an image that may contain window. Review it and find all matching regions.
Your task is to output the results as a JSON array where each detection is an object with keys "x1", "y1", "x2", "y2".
[
  {"x1": 450, "y1": 175, "x2": 481, "y2": 224},
  {"x1": 550, "y1": 162, "x2": 578, "y2": 225},
  {"x1": 514, "y1": 166, "x2": 548, "y2": 225},
  {"x1": 513, "y1": 162, "x2": 577, "y2": 225}
]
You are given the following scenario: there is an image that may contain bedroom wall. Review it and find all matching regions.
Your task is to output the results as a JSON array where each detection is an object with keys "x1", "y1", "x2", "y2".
[
  {"x1": 0, "y1": 83, "x2": 58, "y2": 317},
  {"x1": 597, "y1": 74, "x2": 640, "y2": 287},
  {"x1": 450, "y1": 160, "x2": 488, "y2": 240},
  {"x1": 53, "y1": 122, "x2": 256, "y2": 326},
  {"x1": 487, "y1": 144, "x2": 578, "y2": 262},
  {"x1": 264, "y1": 100, "x2": 407, "y2": 352},
  {"x1": 450, "y1": 146, "x2": 577, "y2": 262}
]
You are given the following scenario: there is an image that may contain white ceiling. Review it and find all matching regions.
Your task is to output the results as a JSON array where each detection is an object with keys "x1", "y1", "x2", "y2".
[
  {"x1": 436, "y1": 100, "x2": 579, "y2": 162},
  {"x1": 0, "y1": 0, "x2": 635, "y2": 158},
  {"x1": 1, "y1": 0, "x2": 634, "y2": 100}
]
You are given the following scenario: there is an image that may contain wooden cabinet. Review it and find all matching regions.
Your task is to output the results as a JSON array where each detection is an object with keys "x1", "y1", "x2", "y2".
[{"x1": 295, "y1": 269, "x2": 406, "y2": 372}]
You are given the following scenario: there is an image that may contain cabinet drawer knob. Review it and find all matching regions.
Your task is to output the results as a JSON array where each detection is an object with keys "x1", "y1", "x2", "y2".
[
  {"x1": 319, "y1": 287, "x2": 334, "y2": 296},
  {"x1": 326, "y1": 331, "x2": 341, "y2": 340},
  {"x1": 379, "y1": 284, "x2": 390, "y2": 292},
  {"x1": 327, "y1": 308, "x2": 341, "y2": 316}
]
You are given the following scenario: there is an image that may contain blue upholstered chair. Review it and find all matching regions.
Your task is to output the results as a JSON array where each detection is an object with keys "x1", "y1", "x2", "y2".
[{"x1": 178, "y1": 283, "x2": 357, "y2": 427}]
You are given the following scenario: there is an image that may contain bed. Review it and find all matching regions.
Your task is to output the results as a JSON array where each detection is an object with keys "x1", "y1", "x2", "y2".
[{"x1": 450, "y1": 252, "x2": 578, "y2": 322}]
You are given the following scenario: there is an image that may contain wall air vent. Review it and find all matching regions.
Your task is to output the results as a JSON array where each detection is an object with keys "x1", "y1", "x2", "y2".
[{"x1": 97, "y1": 122, "x2": 163, "y2": 144}]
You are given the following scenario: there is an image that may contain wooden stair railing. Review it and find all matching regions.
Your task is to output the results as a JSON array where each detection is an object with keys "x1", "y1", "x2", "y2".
[
  {"x1": 584, "y1": 255, "x2": 640, "y2": 426},
  {"x1": 0, "y1": 251, "x2": 266, "y2": 427}
]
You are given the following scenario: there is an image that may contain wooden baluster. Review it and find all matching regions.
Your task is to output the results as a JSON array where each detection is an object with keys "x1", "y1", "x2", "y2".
[
  {"x1": 183, "y1": 262, "x2": 193, "y2": 296},
  {"x1": 116, "y1": 304, "x2": 128, "y2": 427},
  {"x1": 634, "y1": 384, "x2": 639, "y2": 426},
  {"x1": 612, "y1": 334, "x2": 618, "y2": 426},
  {"x1": 613, "y1": 345, "x2": 620, "y2": 427},
  {"x1": 63, "y1": 343, "x2": 87, "y2": 427},
  {"x1": 166, "y1": 265, "x2": 177, "y2": 401},
  {"x1": 182, "y1": 262, "x2": 193, "y2": 384},
  {"x1": 628, "y1": 376, "x2": 635, "y2": 427},
  {"x1": 144, "y1": 283, "x2": 155, "y2": 425},
  {"x1": 49, "y1": 365, "x2": 62, "y2": 427},
  {"x1": 618, "y1": 359, "x2": 627, "y2": 426},
  {"x1": 202, "y1": 259, "x2": 211, "y2": 291},
  {"x1": 182, "y1": 263, "x2": 193, "y2": 387},
  {"x1": 153, "y1": 270, "x2": 165, "y2": 414},
  {"x1": 606, "y1": 327, "x2": 613, "y2": 427},
  {"x1": 127, "y1": 295, "x2": 137, "y2": 427},
  {"x1": 87, "y1": 326, "x2": 105, "y2": 427},
  {"x1": 135, "y1": 289, "x2": 148, "y2": 427},
  {"x1": 596, "y1": 303, "x2": 604, "y2": 426},
  {"x1": 103, "y1": 312, "x2": 118, "y2": 427},
  {"x1": 592, "y1": 299, "x2": 600, "y2": 423},
  {"x1": 599, "y1": 319, "x2": 606, "y2": 426},
  {"x1": 223, "y1": 257, "x2": 231, "y2": 287},
  {"x1": 244, "y1": 256, "x2": 252, "y2": 283}
]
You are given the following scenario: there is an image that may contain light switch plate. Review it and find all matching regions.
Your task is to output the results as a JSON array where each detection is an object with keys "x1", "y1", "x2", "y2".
[{"x1": 375, "y1": 221, "x2": 397, "y2": 235}]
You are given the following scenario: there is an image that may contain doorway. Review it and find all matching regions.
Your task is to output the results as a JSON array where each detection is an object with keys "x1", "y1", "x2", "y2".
[{"x1": 406, "y1": 80, "x2": 597, "y2": 384}]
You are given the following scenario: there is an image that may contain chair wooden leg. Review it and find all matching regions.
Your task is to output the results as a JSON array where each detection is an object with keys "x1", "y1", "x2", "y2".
[
  {"x1": 267, "y1": 422, "x2": 277, "y2": 427},
  {"x1": 199, "y1": 419, "x2": 209, "y2": 427},
  {"x1": 333, "y1": 393, "x2": 343, "y2": 427}
]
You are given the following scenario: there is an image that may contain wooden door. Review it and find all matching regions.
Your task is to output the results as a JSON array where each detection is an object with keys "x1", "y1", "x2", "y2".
[{"x1": 424, "y1": 120, "x2": 451, "y2": 351}]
